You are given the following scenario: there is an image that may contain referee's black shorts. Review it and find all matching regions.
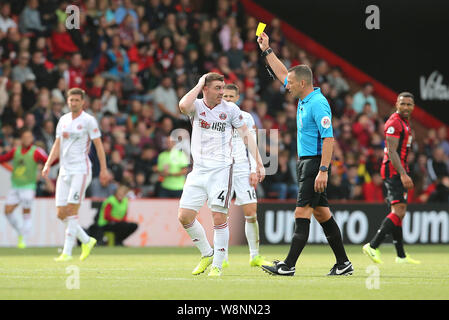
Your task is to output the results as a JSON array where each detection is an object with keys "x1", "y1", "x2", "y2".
[
  {"x1": 383, "y1": 174, "x2": 408, "y2": 207},
  {"x1": 296, "y1": 156, "x2": 330, "y2": 208}
]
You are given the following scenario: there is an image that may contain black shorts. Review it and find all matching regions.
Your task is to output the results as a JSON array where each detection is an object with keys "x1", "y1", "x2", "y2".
[
  {"x1": 384, "y1": 175, "x2": 408, "y2": 206},
  {"x1": 296, "y1": 156, "x2": 330, "y2": 208}
]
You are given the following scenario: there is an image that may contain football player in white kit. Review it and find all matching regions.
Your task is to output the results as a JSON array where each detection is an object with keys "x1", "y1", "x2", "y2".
[
  {"x1": 42, "y1": 88, "x2": 108, "y2": 262},
  {"x1": 222, "y1": 84, "x2": 270, "y2": 268},
  {"x1": 178, "y1": 73, "x2": 265, "y2": 277}
]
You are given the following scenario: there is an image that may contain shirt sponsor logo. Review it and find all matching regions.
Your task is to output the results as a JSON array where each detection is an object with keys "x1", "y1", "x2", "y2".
[
  {"x1": 211, "y1": 122, "x2": 226, "y2": 132},
  {"x1": 199, "y1": 119, "x2": 211, "y2": 129},
  {"x1": 199, "y1": 119, "x2": 226, "y2": 132}
]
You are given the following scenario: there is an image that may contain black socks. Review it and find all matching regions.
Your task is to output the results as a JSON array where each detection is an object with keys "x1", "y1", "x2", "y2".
[
  {"x1": 321, "y1": 216, "x2": 349, "y2": 265},
  {"x1": 284, "y1": 218, "x2": 310, "y2": 268}
]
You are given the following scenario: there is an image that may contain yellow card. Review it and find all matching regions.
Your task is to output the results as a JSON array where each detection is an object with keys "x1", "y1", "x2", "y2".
[{"x1": 256, "y1": 22, "x2": 266, "y2": 36}]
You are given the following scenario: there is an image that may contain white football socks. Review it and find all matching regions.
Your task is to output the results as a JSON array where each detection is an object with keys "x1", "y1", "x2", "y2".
[
  {"x1": 62, "y1": 216, "x2": 90, "y2": 255},
  {"x1": 76, "y1": 223, "x2": 90, "y2": 244},
  {"x1": 22, "y1": 213, "x2": 32, "y2": 237},
  {"x1": 245, "y1": 216, "x2": 260, "y2": 259},
  {"x1": 62, "y1": 216, "x2": 78, "y2": 256},
  {"x1": 183, "y1": 219, "x2": 213, "y2": 257},
  {"x1": 5, "y1": 212, "x2": 22, "y2": 236},
  {"x1": 212, "y1": 222, "x2": 229, "y2": 269}
]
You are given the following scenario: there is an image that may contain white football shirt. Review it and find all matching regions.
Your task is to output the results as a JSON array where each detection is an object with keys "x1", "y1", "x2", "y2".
[
  {"x1": 189, "y1": 99, "x2": 244, "y2": 168},
  {"x1": 56, "y1": 111, "x2": 101, "y2": 175},
  {"x1": 231, "y1": 110, "x2": 257, "y2": 173}
]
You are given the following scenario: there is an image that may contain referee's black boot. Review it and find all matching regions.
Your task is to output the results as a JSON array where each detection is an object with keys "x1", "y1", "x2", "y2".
[
  {"x1": 261, "y1": 260, "x2": 295, "y2": 276},
  {"x1": 327, "y1": 261, "x2": 354, "y2": 276}
]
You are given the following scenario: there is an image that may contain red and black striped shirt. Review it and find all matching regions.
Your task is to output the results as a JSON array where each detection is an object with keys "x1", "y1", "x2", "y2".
[{"x1": 381, "y1": 112, "x2": 412, "y2": 179}]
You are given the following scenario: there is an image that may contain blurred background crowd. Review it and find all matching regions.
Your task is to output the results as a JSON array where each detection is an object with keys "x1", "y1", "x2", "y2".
[{"x1": 0, "y1": 0, "x2": 448, "y2": 203}]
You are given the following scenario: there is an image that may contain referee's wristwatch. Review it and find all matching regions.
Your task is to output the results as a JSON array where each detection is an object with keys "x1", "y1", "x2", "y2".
[
  {"x1": 261, "y1": 47, "x2": 273, "y2": 57},
  {"x1": 319, "y1": 165, "x2": 328, "y2": 172}
]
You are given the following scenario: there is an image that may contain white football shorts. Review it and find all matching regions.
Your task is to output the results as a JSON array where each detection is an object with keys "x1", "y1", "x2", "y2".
[
  {"x1": 179, "y1": 164, "x2": 234, "y2": 214},
  {"x1": 55, "y1": 172, "x2": 92, "y2": 207},
  {"x1": 5, "y1": 188, "x2": 36, "y2": 209},
  {"x1": 232, "y1": 161, "x2": 257, "y2": 206}
]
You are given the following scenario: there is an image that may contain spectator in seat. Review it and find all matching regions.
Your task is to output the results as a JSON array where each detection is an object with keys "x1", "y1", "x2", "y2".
[
  {"x1": 154, "y1": 115, "x2": 173, "y2": 152},
  {"x1": 327, "y1": 66, "x2": 349, "y2": 97},
  {"x1": 352, "y1": 113, "x2": 375, "y2": 150},
  {"x1": 428, "y1": 175, "x2": 449, "y2": 203},
  {"x1": 362, "y1": 172, "x2": 384, "y2": 203},
  {"x1": 327, "y1": 170, "x2": 350, "y2": 200},
  {"x1": 88, "y1": 169, "x2": 118, "y2": 198},
  {"x1": 262, "y1": 150, "x2": 298, "y2": 199},
  {"x1": 153, "y1": 75, "x2": 180, "y2": 121},
  {"x1": 68, "y1": 53, "x2": 86, "y2": 90},
  {"x1": 96, "y1": 184, "x2": 138, "y2": 246},
  {"x1": 11, "y1": 52, "x2": 35, "y2": 84},
  {"x1": 312, "y1": 59, "x2": 328, "y2": 86},
  {"x1": 21, "y1": 74, "x2": 38, "y2": 112},
  {"x1": 427, "y1": 147, "x2": 449, "y2": 182},
  {"x1": 106, "y1": 35, "x2": 131, "y2": 80},
  {"x1": 134, "y1": 144, "x2": 158, "y2": 186},
  {"x1": 109, "y1": 149, "x2": 124, "y2": 184},
  {"x1": 437, "y1": 126, "x2": 449, "y2": 157},
  {"x1": 50, "y1": 22, "x2": 79, "y2": 60},
  {"x1": 352, "y1": 82, "x2": 378, "y2": 114},
  {"x1": 35, "y1": 119, "x2": 54, "y2": 153},
  {"x1": 19, "y1": 0, "x2": 46, "y2": 35},
  {"x1": 134, "y1": 171, "x2": 154, "y2": 198},
  {"x1": 211, "y1": 54, "x2": 239, "y2": 84},
  {"x1": 1, "y1": 93, "x2": 23, "y2": 127},
  {"x1": 30, "y1": 50, "x2": 51, "y2": 89},
  {"x1": 226, "y1": 34, "x2": 244, "y2": 73},
  {"x1": 0, "y1": 2, "x2": 17, "y2": 34}
]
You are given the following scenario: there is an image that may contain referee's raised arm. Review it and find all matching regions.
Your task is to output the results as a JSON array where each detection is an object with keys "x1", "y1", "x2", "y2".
[{"x1": 257, "y1": 32, "x2": 288, "y2": 83}]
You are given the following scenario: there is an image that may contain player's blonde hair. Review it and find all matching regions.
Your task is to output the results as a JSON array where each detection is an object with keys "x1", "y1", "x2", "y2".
[{"x1": 67, "y1": 87, "x2": 86, "y2": 100}]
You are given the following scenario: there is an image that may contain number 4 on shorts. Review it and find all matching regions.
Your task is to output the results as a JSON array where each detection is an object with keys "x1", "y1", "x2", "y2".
[{"x1": 217, "y1": 190, "x2": 225, "y2": 202}]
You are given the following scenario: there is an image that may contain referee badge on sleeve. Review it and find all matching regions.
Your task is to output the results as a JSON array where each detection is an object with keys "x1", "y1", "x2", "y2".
[{"x1": 321, "y1": 116, "x2": 331, "y2": 129}]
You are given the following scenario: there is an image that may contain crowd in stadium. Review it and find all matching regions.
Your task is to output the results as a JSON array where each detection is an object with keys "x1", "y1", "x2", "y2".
[{"x1": 0, "y1": 0, "x2": 448, "y2": 203}]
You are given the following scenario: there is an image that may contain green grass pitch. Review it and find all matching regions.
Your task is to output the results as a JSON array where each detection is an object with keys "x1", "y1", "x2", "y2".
[{"x1": 0, "y1": 245, "x2": 448, "y2": 300}]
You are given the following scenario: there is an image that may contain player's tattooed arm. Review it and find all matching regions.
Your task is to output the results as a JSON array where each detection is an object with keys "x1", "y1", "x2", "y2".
[{"x1": 386, "y1": 135, "x2": 414, "y2": 189}]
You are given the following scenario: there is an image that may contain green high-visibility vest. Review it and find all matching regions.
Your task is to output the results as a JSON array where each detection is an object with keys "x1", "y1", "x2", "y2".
[
  {"x1": 98, "y1": 195, "x2": 128, "y2": 227},
  {"x1": 12, "y1": 145, "x2": 38, "y2": 189}
]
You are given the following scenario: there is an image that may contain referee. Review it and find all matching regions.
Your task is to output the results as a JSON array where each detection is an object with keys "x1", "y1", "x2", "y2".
[{"x1": 257, "y1": 32, "x2": 353, "y2": 276}]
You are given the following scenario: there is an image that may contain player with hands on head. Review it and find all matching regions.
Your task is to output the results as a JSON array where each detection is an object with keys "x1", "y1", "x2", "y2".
[{"x1": 178, "y1": 72, "x2": 265, "y2": 277}]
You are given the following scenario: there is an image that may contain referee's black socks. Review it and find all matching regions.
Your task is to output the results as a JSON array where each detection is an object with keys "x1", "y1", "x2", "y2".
[
  {"x1": 320, "y1": 216, "x2": 349, "y2": 265},
  {"x1": 284, "y1": 218, "x2": 310, "y2": 268}
]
